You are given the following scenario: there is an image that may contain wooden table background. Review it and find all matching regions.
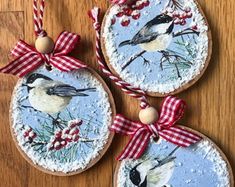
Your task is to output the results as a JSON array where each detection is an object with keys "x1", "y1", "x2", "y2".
[{"x1": 0, "y1": 0, "x2": 234, "y2": 186}]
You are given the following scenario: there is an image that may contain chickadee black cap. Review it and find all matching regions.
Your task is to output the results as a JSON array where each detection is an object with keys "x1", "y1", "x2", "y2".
[
  {"x1": 26, "y1": 73, "x2": 52, "y2": 84},
  {"x1": 151, "y1": 14, "x2": 173, "y2": 25}
]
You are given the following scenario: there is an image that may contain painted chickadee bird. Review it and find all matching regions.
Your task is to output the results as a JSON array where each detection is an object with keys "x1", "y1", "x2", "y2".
[
  {"x1": 129, "y1": 146, "x2": 179, "y2": 187},
  {"x1": 119, "y1": 14, "x2": 174, "y2": 70},
  {"x1": 24, "y1": 73, "x2": 95, "y2": 114}
]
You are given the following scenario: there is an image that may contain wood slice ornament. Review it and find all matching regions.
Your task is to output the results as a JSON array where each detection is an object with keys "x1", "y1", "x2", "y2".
[
  {"x1": 0, "y1": 0, "x2": 116, "y2": 176},
  {"x1": 114, "y1": 129, "x2": 234, "y2": 187},
  {"x1": 10, "y1": 68, "x2": 115, "y2": 176},
  {"x1": 101, "y1": 0, "x2": 212, "y2": 96}
]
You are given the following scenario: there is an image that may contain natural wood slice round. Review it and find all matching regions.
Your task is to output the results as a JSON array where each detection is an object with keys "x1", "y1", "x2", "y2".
[
  {"x1": 114, "y1": 126, "x2": 234, "y2": 187},
  {"x1": 101, "y1": 0, "x2": 212, "y2": 97},
  {"x1": 10, "y1": 67, "x2": 116, "y2": 176}
]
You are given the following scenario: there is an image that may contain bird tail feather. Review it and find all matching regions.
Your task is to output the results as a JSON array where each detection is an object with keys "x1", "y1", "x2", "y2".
[
  {"x1": 119, "y1": 40, "x2": 131, "y2": 47},
  {"x1": 75, "y1": 88, "x2": 96, "y2": 96}
]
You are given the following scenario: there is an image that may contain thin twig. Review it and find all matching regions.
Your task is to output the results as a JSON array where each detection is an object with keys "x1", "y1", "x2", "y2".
[
  {"x1": 122, "y1": 50, "x2": 146, "y2": 70},
  {"x1": 79, "y1": 138, "x2": 99, "y2": 143},
  {"x1": 173, "y1": 28, "x2": 200, "y2": 38},
  {"x1": 174, "y1": 63, "x2": 181, "y2": 79}
]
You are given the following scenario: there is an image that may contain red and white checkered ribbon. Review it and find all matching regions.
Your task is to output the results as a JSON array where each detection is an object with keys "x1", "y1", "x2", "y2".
[
  {"x1": 111, "y1": 96, "x2": 202, "y2": 160},
  {"x1": 110, "y1": 0, "x2": 130, "y2": 5},
  {"x1": 0, "y1": 31, "x2": 86, "y2": 77},
  {"x1": 88, "y1": 7, "x2": 149, "y2": 109},
  {"x1": 33, "y1": 0, "x2": 47, "y2": 37}
]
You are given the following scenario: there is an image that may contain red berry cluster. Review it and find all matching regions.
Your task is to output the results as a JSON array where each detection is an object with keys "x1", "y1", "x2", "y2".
[
  {"x1": 163, "y1": 6, "x2": 193, "y2": 26},
  {"x1": 191, "y1": 24, "x2": 198, "y2": 30},
  {"x1": 23, "y1": 127, "x2": 37, "y2": 143},
  {"x1": 113, "y1": 0, "x2": 150, "y2": 27},
  {"x1": 48, "y1": 120, "x2": 83, "y2": 151}
]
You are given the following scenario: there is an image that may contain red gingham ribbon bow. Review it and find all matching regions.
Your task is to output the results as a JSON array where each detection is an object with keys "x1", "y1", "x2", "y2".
[
  {"x1": 0, "y1": 31, "x2": 87, "y2": 77},
  {"x1": 111, "y1": 96, "x2": 202, "y2": 160}
]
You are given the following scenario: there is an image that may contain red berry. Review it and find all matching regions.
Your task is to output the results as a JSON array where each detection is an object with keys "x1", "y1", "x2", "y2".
[
  {"x1": 182, "y1": 13, "x2": 187, "y2": 19},
  {"x1": 31, "y1": 132, "x2": 37, "y2": 139},
  {"x1": 60, "y1": 141, "x2": 67, "y2": 146},
  {"x1": 23, "y1": 132, "x2": 29, "y2": 138},
  {"x1": 55, "y1": 131, "x2": 62, "y2": 138},
  {"x1": 111, "y1": 18, "x2": 116, "y2": 25},
  {"x1": 73, "y1": 135, "x2": 80, "y2": 142},
  {"x1": 173, "y1": 11, "x2": 180, "y2": 18},
  {"x1": 121, "y1": 19, "x2": 130, "y2": 27},
  {"x1": 123, "y1": 8, "x2": 133, "y2": 16},
  {"x1": 116, "y1": 12, "x2": 124, "y2": 17},
  {"x1": 128, "y1": 0, "x2": 138, "y2": 6},
  {"x1": 178, "y1": 13, "x2": 184, "y2": 19},
  {"x1": 54, "y1": 142, "x2": 61, "y2": 150},
  {"x1": 136, "y1": 2, "x2": 144, "y2": 10},
  {"x1": 186, "y1": 12, "x2": 192, "y2": 18},
  {"x1": 70, "y1": 128, "x2": 79, "y2": 135},
  {"x1": 66, "y1": 135, "x2": 73, "y2": 142},
  {"x1": 192, "y1": 25, "x2": 198, "y2": 30},
  {"x1": 132, "y1": 12, "x2": 140, "y2": 20},
  {"x1": 69, "y1": 120, "x2": 83, "y2": 128},
  {"x1": 63, "y1": 128, "x2": 70, "y2": 134},
  {"x1": 143, "y1": 0, "x2": 150, "y2": 7},
  {"x1": 180, "y1": 20, "x2": 186, "y2": 26},
  {"x1": 28, "y1": 131, "x2": 37, "y2": 140}
]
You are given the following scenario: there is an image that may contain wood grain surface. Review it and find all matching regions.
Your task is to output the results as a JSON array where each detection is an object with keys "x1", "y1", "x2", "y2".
[{"x1": 0, "y1": 0, "x2": 234, "y2": 187}]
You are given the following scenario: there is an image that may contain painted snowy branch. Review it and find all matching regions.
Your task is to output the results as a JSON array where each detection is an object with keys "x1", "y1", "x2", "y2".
[
  {"x1": 173, "y1": 28, "x2": 199, "y2": 38},
  {"x1": 31, "y1": 141, "x2": 47, "y2": 146},
  {"x1": 122, "y1": 50, "x2": 146, "y2": 70},
  {"x1": 79, "y1": 138, "x2": 99, "y2": 143}
]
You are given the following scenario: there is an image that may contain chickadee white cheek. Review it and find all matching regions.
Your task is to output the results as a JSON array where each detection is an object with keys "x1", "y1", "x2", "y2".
[
  {"x1": 28, "y1": 87, "x2": 72, "y2": 114},
  {"x1": 27, "y1": 78, "x2": 49, "y2": 87},
  {"x1": 151, "y1": 22, "x2": 173, "y2": 34}
]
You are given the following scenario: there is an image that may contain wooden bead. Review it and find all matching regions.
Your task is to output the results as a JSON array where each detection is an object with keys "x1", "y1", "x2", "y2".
[
  {"x1": 139, "y1": 106, "x2": 158, "y2": 124},
  {"x1": 35, "y1": 36, "x2": 54, "y2": 54}
]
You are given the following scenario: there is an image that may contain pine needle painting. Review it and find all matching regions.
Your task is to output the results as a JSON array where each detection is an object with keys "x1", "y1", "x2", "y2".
[
  {"x1": 101, "y1": 0, "x2": 211, "y2": 95},
  {"x1": 11, "y1": 68, "x2": 114, "y2": 174}
]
